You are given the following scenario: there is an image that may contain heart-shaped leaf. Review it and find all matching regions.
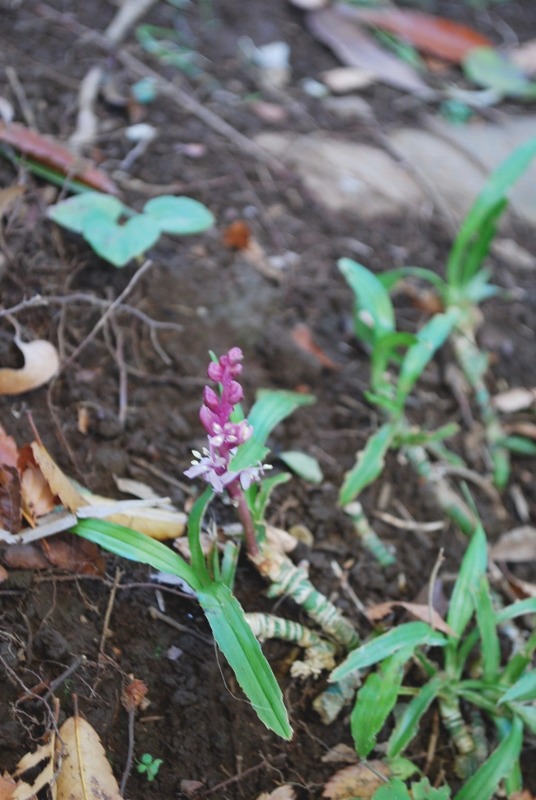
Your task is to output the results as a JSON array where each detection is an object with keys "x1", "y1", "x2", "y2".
[
  {"x1": 82, "y1": 212, "x2": 161, "y2": 267},
  {"x1": 143, "y1": 195, "x2": 215, "y2": 235},
  {"x1": 48, "y1": 192, "x2": 124, "y2": 234}
]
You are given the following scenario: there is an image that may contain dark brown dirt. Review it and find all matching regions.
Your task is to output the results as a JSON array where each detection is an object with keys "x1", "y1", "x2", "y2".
[{"x1": 1, "y1": 1, "x2": 536, "y2": 798}]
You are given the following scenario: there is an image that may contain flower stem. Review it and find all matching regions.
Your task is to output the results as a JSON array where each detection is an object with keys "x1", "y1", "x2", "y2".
[{"x1": 233, "y1": 488, "x2": 259, "y2": 558}]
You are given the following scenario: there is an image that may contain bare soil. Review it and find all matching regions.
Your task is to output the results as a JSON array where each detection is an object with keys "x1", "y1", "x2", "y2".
[{"x1": 1, "y1": 1, "x2": 536, "y2": 798}]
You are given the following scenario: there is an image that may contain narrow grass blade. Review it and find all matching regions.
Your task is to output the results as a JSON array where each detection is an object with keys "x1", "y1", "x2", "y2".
[
  {"x1": 197, "y1": 581, "x2": 292, "y2": 739},
  {"x1": 473, "y1": 576, "x2": 500, "y2": 682},
  {"x1": 186, "y1": 486, "x2": 213, "y2": 582},
  {"x1": 72, "y1": 518, "x2": 199, "y2": 589},
  {"x1": 396, "y1": 310, "x2": 458, "y2": 403},
  {"x1": 496, "y1": 598, "x2": 536, "y2": 623},
  {"x1": 338, "y1": 257, "x2": 395, "y2": 344},
  {"x1": 351, "y1": 648, "x2": 410, "y2": 758},
  {"x1": 499, "y1": 671, "x2": 536, "y2": 705},
  {"x1": 446, "y1": 524, "x2": 487, "y2": 640},
  {"x1": 330, "y1": 622, "x2": 446, "y2": 681},
  {"x1": 387, "y1": 673, "x2": 446, "y2": 758},
  {"x1": 453, "y1": 717, "x2": 523, "y2": 800},
  {"x1": 338, "y1": 422, "x2": 396, "y2": 507}
]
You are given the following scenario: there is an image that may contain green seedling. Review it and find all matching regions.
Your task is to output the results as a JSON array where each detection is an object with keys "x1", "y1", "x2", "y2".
[
  {"x1": 338, "y1": 257, "x2": 474, "y2": 541},
  {"x1": 48, "y1": 192, "x2": 215, "y2": 267},
  {"x1": 379, "y1": 137, "x2": 536, "y2": 488},
  {"x1": 136, "y1": 753, "x2": 163, "y2": 782},
  {"x1": 331, "y1": 525, "x2": 536, "y2": 799}
]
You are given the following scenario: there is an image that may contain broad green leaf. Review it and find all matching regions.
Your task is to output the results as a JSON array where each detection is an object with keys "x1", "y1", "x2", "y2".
[
  {"x1": 396, "y1": 310, "x2": 458, "y2": 403},
  {"x1": 499, "y1": 671, "x2": 536, "y2": 705},
  {"x1": 82, "y1": 211, "x2": 161, "y2": 267},
  {"x1": 351, "y1": 648, "x2": 410, "y2": 758},
  {"x1": 339, "y1": 423, "x2": 396, "y2": 506},
  {"x1": 338, "y1": 257, "x2": 395, "y2": 344},
  {"x1": 446, "y1": 524, "x2": 487, "y2": 640},
  {"x1": 231, "y1": 390, "x2": 315, "y2": 472},
  {"x1": 47, "y1": 192, "x2": 124, "y2": 234},
  {"x1": 447, "y1": 137, "x2": 536, "y2": 288},
  {"x1": 388, "y1": 673, "x2": 446, "y2": 758},
  {"x1": 463, "y1": 48, "x2": 535, "y2": 98},
  {"x1": 72, "y1": 518, "x2": 198, "y2": 589},
  {"x1": 330, "y1": 622, "x2": 446, "y2": 681},
  {"x1": 278, "y1": 451, "x2": 323, "y2": 484},
  {"x1": 143, "y1": 195, "x2": 215, "y2": 235},
  {"x1": 473, "y1": 576, "x2": 500, "y2": 682},
  {"x1": 453, "y1": 717, "x2": 523, "y2": 800},
  {"x1": 411, "y1": 778, "x2": 451, "y2": 799},
  {"x1": 197, "y1": 581, "x2": 292, "y2": 739},
  {"x1": 373, "y1": 779, "x2": 411, "y2": 800}
]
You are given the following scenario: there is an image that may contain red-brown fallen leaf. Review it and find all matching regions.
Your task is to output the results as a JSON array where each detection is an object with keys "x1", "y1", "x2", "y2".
[
  {"x1": 2, "y1": 543, "x2": 50, "y2": 570},
  {"x1": 291, "y1": 323, "x2": 340, "y2": 370},
  {"x1": 338, "y1": 6, "x2": 493, "y2": 64},
  {"x1": 0, "y1": 773, "x2": 16, "y2": 800},
  {"x1": 40, "y1": 535, "x2": 105, "y2": 576},
  {"x1": 0, "y1": 121, "x2": 118, "y2": 195},
  {"x1": 223, "y1": 219, "x2": 252, "y2": 250},
  {"x1": 0, "y1": 465, "x2": 22, "y2": 533},
  {"x1": 0, "y1": 425, "x2": 19, "y2": 469},
  {"x1": 323, "y1": 761, "x2": 389, "y2": 799},
  {"x1": 122, "y1": 678, "x2": 149, "y2": 711},
  {"x1": 366, "y1": 600, "x2": 456, "y2": 637}
]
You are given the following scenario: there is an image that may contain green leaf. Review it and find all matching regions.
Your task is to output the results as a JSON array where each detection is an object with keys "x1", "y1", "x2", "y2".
[
  {"x1": 330, "y1": 622, "x2": 446, "y2": 681},
  {"x1": 388, "y1": 673, "x2": 446, "y2": 758},
  {"x1": 143, "y1": 196, "x2": 215, "y2": 235},
  {"x1": 186, "y1": 486, "x2": 213, "y2": 583},
  {"x1": 372, "y1": 779, "x2": 411, "y2": 800},
  {"x1": 338, "y1": 423, "x2": 396, "y2": 507},
  {"x1": 338, "y1": 257, "x2": 395, "y2": 344},
  {"x1": 231, "y1": 390, "x2": 315, "y2": 472},
  {"x1": 278, "y1": 451, "x2": 323, "y2": 484},
  {"x1": 499, "y1": 671, "x2": 536, "y2": 705},
  {"x1": 82, "y1": 211, "x2": 161, "y2": 267},
  {"x1": 496, "y1": 597, "x2": 536, "y2": 623},
  {"x1": 197, "y1": 582, "x2": 292, "y2": 739},
  {"x1": 396, "y1": 310, "x2": 458, "y2": 404},
  {"x1": 446, "y1": 524, "x2": 487, "y2": 640},
  {"x1": 500, "y1": 435, "x2": 536, "y2": 456},
  {"x1": 411, "y1": 777, "x2": 451, "y2": 799},
  {"x1": 251, "y1": 471, "x2": 291, "y2": 523},
  {"x1": 47, "y1": 192, "x2": 124, "y2": 234},
  {"x1": 72, "y1": 518, "x2": 199, "y2": 589},
  {"x1": 473, "y1": 576, "x2": 500, "y2": 682},
  {"x1": 453, "y1": 717, "x2": 523, "y2": 800},
  {"x1": 351, "y1": 648, "x2": 410, "y2": 758},
  {"x1": 463, "y1": 47, "x2": 535, "y2": 98},
  {"x1": 510, "y1": 702, "x2": 536, "y2": 733},
  {"x1": 447, "y1": 137, "x2": 536, "y2": 289},
  {"x1": 379, "y1": 266, "x2": 447, "y2": 294}
]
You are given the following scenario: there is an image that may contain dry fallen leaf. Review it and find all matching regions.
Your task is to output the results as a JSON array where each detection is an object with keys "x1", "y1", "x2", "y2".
[
  {"x1": 30, "y1": 441, "x2": 88, "y2": 512},
  {"x1": 322, "y1": 67, "x2": 375, "y2": 93},
  {"x1": 13, "y1": 735, "x2": 55, "y2": 800},
  {"x1": 323, "y1": 761, "x2": 390, "y2": 800},
  {"x1": 0, "y1": 185, "x2": 24, "y2": 218},
  {"x1": 0, "y1": 465, "x2": 22, "y2": 533},
  {"x1": 55, "y1": 716, "x2": 124, "y2": 800},
  {"x1": 21, "y1": 464, "x2": 57, "y2": 525},
  {"x1": 41, "y1": 536, "x2": 105, "y2": 576},
  {"x1": 321, "y1": 743, "x2": 358, "y2": 764},
  {"x1": 0, "y1": 425, "x2": 19, "y2": 468},
  {"x1": 492, "y1": 387, "x2": 536, "y2": 413},
  {"x1": 504, "y1": 421, "x2": 536, "y2": 440},
  {"x1": 0, "y1": 774, "x2": 16, "y2": 800},
  {"x1": 257, "y1": 787, "x2": 296, "y2": 800},
  {"x1": 366, "y1": 600, "x2": 456, "y2": 637},
  {"x1": 291, "y1": 323, "x2": 340, "y2": 370},
  {"x1": 490, "y1": 526, "x2": 536, "y2": 563},
  {"x1": 2, "y1": 543, "x2": 50, "y2": 570},
  {"x1": 223, "y1": 219, "x2": 251, "y2": 250},
  {"x1": 0, "y1": 337, "x2": 60, "y2": 396}
]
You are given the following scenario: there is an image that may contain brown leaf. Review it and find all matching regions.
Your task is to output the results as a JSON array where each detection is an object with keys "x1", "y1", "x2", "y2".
[
  {"x1": 366, "y1": 601, "x2": 456, "y2": 636},
  {"x1": 0, "y1": 121, "x2": 118, "y2": 194},
  {"x1": 40, "y1": 536, "x2": 105, "y2": 576},
  {"x1": 504, "y1": 421, "x2": 536, "y2": 440},
  {"x1": 21, "y1": 465, "x2": 57, "y2": 525},
  {"x1": 0, "y1": 774, "x2": 16, "y2": 800},
  {"x1": 0, "y1": 185, "x2": 25, "y2": 218},
  {"x1": 321, "y1": 744, "x2": 358, "y2": 764},
  {"x1": 0, "y1": 337, "x2": 60, "y2": 395},
  {"x1": 55, "y1": 716, "x2": 124, "y2": 800},
  {"x1": 122, "y1": 678, "x2": 149, "y2": 711},
  {"x1": 0, "y1": 425, "x2": 19, "y2": 468},
  {"x1": 0, "y1": 465, "x2": 22, "y2": 533},
  {"x1": 308, "y1": 8, "x2": 433, "y2": 96},
  {"x1": 291, "y1": 323, "x2": 340, "y2": 370},
  {"x1": 490, "y1": 526, "x2": 536, "y2": 563},
  {"x1": 339, "y1": 6, "x2": 492, "y2": 64},
  {"x1": 223, "y1": 219, "x2": 252, "y2": 250},
  {"x1": 30, "y1": 442, "x2": 88, "y2": 513},
  {"x1": 323, "y1": 761, "x2": 389, "y2": 799},
  {"x1": 2, "y1": 543, "x2": 50, "y2": 570}
]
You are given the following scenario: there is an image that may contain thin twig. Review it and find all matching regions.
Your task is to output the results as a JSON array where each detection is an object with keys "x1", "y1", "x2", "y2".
[
  {"x1": 120, "y1": 703, "x2": 136, "y2": 796},
  {"x1": 372, "y1": 510, "x2": 445, "y2": 533},
  {"x1": 148, "y1": 606, "x2": 212, "y2": 645},
  {"x1": 43, "y1": 654, "x2": 88, "y2": 701},
  {"x1": 99, "y1": 567, "x2": 123, "y2": 656}
]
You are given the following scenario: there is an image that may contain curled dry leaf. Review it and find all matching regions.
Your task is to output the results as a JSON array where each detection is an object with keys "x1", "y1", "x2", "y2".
[
  {"x1": 0, "y1": 121, "x2": 118, "y2": 194},
  {"x1": 21, "y1": 465, "x2": 57, "y2": 525},
  {"x1": 490, "y1": 526, "x2": 536, "y2": 563},
  {"x1": 323, "y1": 761, "x2": 390, "y2": 800},
  {"x1": 366, "y1": 600, "x2": 456, "y2": 637},
  {"x1": 30, "y1": 441, "x2": 87, "y2": 513},
  {"x1": 55, "y1": 716, "x2": 124, "y2": 800},
  {"x1": 0, "y1": 337, "x2": 60, "y2": 396}
]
